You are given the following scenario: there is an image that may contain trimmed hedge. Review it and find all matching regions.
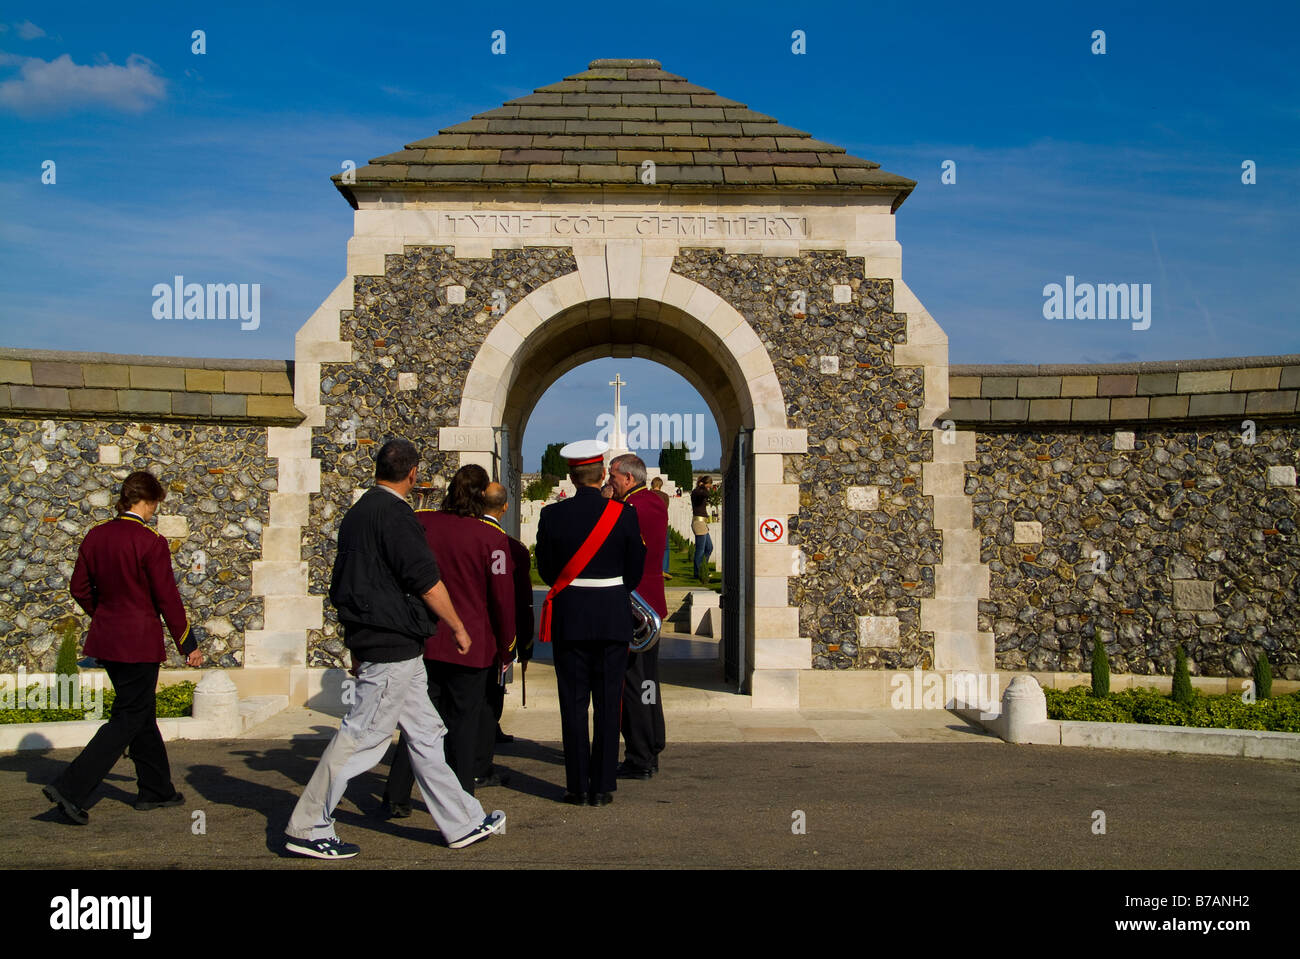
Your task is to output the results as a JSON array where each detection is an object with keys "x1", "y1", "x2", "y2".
[
  {"x1": 0, "y1": 680, "x2": 196, "y2": 724},
  {"x1": 1044, "y1": 684, "x2": 1300, "y2": 733}
]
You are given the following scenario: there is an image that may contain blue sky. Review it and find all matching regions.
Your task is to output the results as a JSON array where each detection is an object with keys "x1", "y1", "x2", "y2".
[{"x1": 2, "y1": 1, "x2": 1297, "y2": 470}]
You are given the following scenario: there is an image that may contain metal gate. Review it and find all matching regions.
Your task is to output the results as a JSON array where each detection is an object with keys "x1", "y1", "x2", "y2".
[
  {"x1": 493, "y1": 425, "x2": 522, "y2": 540},
  {"x1": 722, "y1": 428, "x2": 749, "y2": 691}
]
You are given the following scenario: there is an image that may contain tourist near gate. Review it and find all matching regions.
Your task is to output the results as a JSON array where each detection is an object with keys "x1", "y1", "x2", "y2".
[{"x1": 2, "y1": 58, "x2": 1297, "y2": 722}]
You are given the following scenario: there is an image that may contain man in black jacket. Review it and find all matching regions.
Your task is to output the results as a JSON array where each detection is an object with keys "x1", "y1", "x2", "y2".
[{"x1": 284, "y1": 439, "x2": 506, "y2": 859}]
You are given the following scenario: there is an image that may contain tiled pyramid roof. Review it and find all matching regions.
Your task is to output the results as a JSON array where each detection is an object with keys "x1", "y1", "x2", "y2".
[{"x1": 334, "y1": 59, "x2": 915, "y2": 209}]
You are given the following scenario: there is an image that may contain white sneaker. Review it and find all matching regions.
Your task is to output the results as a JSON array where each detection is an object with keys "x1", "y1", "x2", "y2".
[{"x1": 448, "y1": 810, "x2": 506, "y2": 849}]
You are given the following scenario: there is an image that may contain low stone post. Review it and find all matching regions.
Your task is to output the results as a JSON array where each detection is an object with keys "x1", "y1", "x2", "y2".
[
  {"x1": 1001, "y1": 675, "x2": 1048, "y2": 743},
  {"x1": 192, "y1": 670, "x2": 241, "y2": 737}
]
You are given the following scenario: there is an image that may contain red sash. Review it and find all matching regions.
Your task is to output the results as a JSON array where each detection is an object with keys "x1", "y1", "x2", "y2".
[{"x1": 539, "y1": 499, "x2": 623, "y2": 643}]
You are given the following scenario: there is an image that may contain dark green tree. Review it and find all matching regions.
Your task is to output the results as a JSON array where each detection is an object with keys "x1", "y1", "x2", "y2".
[
  {"x1": 55, "y1": 620, "x2": 80, "y2": 679},
  {"x1": 658, "y1": 442, "x2": 693, "y2": 491},
  {"x1": 540, "y1": 442, "x2": 566, "y2": 479},
  {"x1": 1253, "y1": 652, "x2": 1272, "y2": 700},
  {"x1": 1090, "y1": 636, "x2": 1110, "y2": 698},
  {"x1": 525, "y1": 477, "x2": 556, "y2": 501},
  {"x1": 1171, "y1": 645, "x2": 1194, "y2": 705}
]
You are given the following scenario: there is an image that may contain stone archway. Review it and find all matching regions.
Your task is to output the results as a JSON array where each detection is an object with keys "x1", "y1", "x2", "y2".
[
  {"x1": 439, "y1": 246, "x2": 805, "y2": 702},
  {"x1": 255, "y1": 57, "x2": 993, "y2": 712}
]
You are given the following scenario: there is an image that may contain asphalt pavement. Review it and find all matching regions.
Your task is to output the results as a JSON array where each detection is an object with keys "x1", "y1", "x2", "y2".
[{"x1": 4, "y1": 734, "x2": 1297, "y2": 869}]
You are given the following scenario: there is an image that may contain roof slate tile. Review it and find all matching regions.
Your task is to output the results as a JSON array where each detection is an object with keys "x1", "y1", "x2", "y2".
[
  {"x1": 579, "y1": 164, "x2": 636, "y2": 182},
  {"x1": 527, "y1": 164, "x2": 580, "y2": 180}
]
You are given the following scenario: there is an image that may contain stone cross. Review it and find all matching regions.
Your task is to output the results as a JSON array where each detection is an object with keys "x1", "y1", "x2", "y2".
[{"x1": 609, "y1": 373, "x2": 626, "y2": 451}]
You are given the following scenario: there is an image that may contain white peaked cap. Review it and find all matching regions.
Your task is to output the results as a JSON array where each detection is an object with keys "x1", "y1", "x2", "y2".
[{"x1": 559, "y1": 439, "x2": 609, "y2": 465}]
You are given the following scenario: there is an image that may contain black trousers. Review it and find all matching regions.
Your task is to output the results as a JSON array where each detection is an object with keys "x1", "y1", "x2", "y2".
[
  {"x1": 621, "y1": 644, "x2": 666, "y2": 770},
  {"x1": 386, "y1": 658, "x2": 488, "y2": 799},
  {"x1": 53, "y1": 661, "x2": 174, "y2": 806},
  {"x1": 553, "y1": 640, "x2": 628, "y2": 795},
  {"x1": 476, "y1": 669, "x2": 505, "y2": 778}
]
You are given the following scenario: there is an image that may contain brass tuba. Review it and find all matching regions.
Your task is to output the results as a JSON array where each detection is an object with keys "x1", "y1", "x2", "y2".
[{"x1": 629, "y1": 589, "x2": 662, "y2": 652}]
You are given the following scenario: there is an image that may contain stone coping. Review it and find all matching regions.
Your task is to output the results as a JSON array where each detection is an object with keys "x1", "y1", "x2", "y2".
[
  {"x1": 0, "y1": 346, "x2": 291, "y2": 371},
  {"x1": 947, "y1": 355, "x2": 1300, "y2": 427},
  {"x1": 0, "y1": 349, "x2": 302, "y2": 425},
  {"x1": 951, "y1": 354, "x2": 1300, "y2": 376}
]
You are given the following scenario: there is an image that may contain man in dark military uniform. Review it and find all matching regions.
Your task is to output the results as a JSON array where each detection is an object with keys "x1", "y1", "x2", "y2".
[
  {"x1": 608, "y1": 453, "x2": 669, "y2": 780},
  {"x1": 535, "y1": 440, "x2": 646, "y2": 807}
]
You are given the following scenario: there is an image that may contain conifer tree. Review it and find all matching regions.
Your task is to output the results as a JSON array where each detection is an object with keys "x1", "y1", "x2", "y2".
[
  {"x1": 1090, "y1": 636, "x2": 1110, "y2": 698},
  {"x1": 1171, "y1": 645, "x2": 1194, "y2": 705},
  {"x1": 1253, "y1": 652, "x2": 1272, "y2": 700}
]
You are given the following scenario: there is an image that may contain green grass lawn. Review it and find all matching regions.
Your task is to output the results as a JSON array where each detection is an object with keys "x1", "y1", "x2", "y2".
[{"x1": 528, "y1": 529, "x2": 721, "y2": 592}]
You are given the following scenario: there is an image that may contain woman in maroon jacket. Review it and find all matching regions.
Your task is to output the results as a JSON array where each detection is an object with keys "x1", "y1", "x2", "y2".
[
  {"x1": 382, "y1": 464, "x2": 515, "y2": 810},
  {"x1": 42, "y1": 470, "x2": 202, "y2": 825}
]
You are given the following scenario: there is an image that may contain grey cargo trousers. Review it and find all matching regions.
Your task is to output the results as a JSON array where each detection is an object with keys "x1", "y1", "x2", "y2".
[{"x1": 287, "y1": 655, "x2": 485, "y2": 844}]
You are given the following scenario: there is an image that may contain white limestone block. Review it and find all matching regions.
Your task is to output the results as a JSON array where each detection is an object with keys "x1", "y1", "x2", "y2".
[
  {"x1": 832, "y1": 284, "x2": 852, "y2": 304},
  {"x1": 1266, "y1": 465, "x2": 1296, "y2": 487},
  {"x1": 1014, "y1": 521, "x2": 1043, "y2": 544},
  {"x1": 819, "y1": 355, "x2": 840, "y2": 374},
  {"x1": 156, "y1": 515, "x2": 188, "y2": 539},
  {"x1": 445, "y1": 284, "x2": 466, "y2": 304},
  {"x1": 847, "y1": 486, "x2": 879, "y2": 510},
  {"x1": 857, "y1": 615, "x2": 900, "y2": 648},
  {"x1": 1114, "y1": 431, "x2": 1135, "y2": 451},
  {"x1": 98, "y1": 445, "x2": 121, "y2": 465}
]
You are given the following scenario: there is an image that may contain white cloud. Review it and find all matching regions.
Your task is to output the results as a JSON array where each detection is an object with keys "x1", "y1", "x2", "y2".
[
  {"x1": 16, "y1": 20, "x2": 46, "y2": 40},
  {"x1": 0, "y1": 51, "x2": 166, "y2": 114}
]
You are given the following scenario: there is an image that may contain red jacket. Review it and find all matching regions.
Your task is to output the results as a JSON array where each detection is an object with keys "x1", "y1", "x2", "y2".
[
  {"x1": 417, "y1": 511, "x2": 515, "y2": 669},
  {"x1": 624, "y1": 486, "x2": 668, "y2": 618},
  {"x1": 481, "y1": 514, "x2": 535, "y2": 658},
  {"x1": 70, "y1": 513, "x2": 193, "y2": 663}
]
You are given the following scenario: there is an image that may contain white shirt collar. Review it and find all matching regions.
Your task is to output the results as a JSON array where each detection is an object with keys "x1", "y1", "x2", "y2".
[{"x1": 377, "y1": 484, "x2": 409, "y2": 502}]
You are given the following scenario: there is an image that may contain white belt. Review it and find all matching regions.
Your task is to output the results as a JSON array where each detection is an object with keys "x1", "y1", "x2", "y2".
[{"x1": 569, "y1": 576, "x2": 623, "y2": 588}]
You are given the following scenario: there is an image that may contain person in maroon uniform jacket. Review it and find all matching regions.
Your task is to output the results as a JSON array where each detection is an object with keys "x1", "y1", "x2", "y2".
[
  {"x1": 382, "y1": 464, "x2": 515, "y2": 809},
  {"x1": 608, "y1": 454, "x2": 669, "y2": 779},
  {"x1": 42, "y1": 470, "x2": 202, "y2": 826},
  {"x1": 476, "y1": 481, "x2": 534, "y2": 780}
]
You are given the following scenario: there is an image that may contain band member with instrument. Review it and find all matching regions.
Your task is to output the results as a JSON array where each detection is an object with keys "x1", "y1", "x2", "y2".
[
  {"x1": 535, "y1": 440, "x2": 646, "y2": 807},
  {"x1": 608, "y1": 454, "x2": 669, "y2": 780}
]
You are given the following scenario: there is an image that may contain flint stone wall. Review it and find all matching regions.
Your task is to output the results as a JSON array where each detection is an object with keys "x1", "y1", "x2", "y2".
[
  {"x1": 671, "y1": 250, "x2": 937, "y2": 670},
  {"x1": 0, "y1": 418, "x2": 273, "y2": 670},
  {"x1": 969, "y1": 425, "x2": 1300, "y2": 679}
]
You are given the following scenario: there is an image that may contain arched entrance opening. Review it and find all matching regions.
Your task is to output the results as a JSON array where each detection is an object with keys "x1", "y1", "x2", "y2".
[
  {"x1": 517, "y1": 355, "x2": 724, "y2": 676},
  {"x1": 450, "y1": 273, "x2": 789, "y2": 693}
]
